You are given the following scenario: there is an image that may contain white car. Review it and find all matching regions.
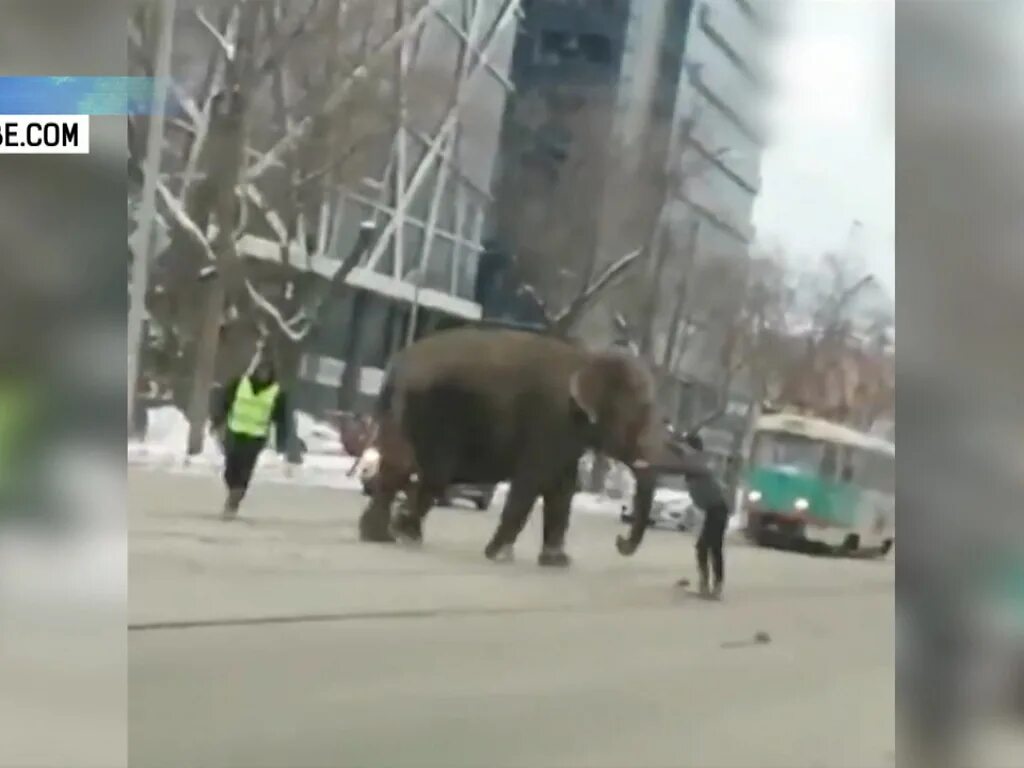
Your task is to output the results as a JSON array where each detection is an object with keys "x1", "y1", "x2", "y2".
[{"x1": 620, "y1": 488, "x2": 702, "y2": 531}]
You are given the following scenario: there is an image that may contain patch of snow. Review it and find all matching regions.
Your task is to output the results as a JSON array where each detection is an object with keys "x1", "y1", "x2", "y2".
[
  {"x1": 129, "y1": 406, "x2": 220, "y2": 462},
  {"x1": 293, "y1": 411, "x2": 345, "y2": 456},
  {"x1": 128, "y1": 406, "x2": 359, "y2": 490}
]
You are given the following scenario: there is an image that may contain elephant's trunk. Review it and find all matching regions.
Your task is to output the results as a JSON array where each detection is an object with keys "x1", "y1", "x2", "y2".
[{"x1": 616, "y1": 463, "x2": 656, "y2": 556}]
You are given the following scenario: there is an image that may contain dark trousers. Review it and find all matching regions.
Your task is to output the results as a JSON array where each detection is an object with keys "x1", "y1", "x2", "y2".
[
  {"x1": 223, "y1": 432, "x2": 265, "y2": 492},
  {"x1": 696, "y1": 503, "x2": 729, "y2": 586}
]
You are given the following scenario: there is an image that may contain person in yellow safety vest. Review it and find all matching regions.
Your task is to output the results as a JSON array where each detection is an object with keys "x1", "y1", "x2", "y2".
[{"x1": 210, "y1": 358, "x2": 290, "y2": 520}]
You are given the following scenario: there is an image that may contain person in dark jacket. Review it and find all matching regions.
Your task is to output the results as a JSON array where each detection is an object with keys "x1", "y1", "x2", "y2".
[
  {"x1": 210, "y1": 358, "x2": 290, "y2": 520},
  {"x1": 675, "y1": 431, "x2": 732, "y2": 599}
]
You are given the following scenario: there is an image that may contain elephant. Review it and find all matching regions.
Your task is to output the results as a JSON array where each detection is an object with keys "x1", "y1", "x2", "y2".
[{"x1": 357, "y1": 326, "x2": 701, "y2": 566}]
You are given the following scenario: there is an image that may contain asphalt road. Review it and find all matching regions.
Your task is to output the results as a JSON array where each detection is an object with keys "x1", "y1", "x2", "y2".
[{"x1": 129, "y1": 468, "x2": 895, "y2": 768}]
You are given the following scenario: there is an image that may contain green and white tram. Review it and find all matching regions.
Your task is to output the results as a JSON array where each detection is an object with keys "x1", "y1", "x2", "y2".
[{"x1": 737, "y1": 411, "x2": 895, "y2": 556}]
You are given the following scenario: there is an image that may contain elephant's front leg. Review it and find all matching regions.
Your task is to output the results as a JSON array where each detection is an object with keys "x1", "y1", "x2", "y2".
[
  {"x1": 484, "y1": 480, "x2": 538, "y2": 562},
  {"x1": 538, "y1": 470, "x2": 576, "y2": 567},
  {"x1": 390, "y1": 477, "x2": 441, "y2": 545},
  {"x1": 359, "y1": 461, "x2": 407, "y2": 543}
]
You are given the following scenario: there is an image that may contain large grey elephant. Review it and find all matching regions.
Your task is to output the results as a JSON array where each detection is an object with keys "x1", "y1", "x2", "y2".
[{"x1": 358, "y1": 327, "x2": 700, "y2": 566}]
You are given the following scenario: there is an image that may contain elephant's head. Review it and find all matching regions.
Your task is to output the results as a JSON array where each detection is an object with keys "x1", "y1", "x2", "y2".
[{"x1": 569, "y1": 352, "x2": 670, "y2": 556}]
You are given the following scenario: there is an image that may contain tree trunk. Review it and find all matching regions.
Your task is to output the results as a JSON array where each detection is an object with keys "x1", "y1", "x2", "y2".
[
  {"x1": 271, "y1": 334, "x2": 304, "y2": 463},
  {"x1": 661, "y1": 219, "x2": 699, "y2": 372},
  {"x1": 338, "y1": 290, "x2": 369, "y2": 411},
  {"x1": 638, "y1": 226, "x2": 671, "y2": 358},
  {"x1": 183, "y1": 5, "x2": 257, "y2": 455},
  {"x1": 186, "y1": 277, "x2": 225, "y2": 455}
]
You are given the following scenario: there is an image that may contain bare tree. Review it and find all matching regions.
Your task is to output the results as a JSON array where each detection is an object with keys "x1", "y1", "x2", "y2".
[
  {"x1": 128, "y1": 0, "x2": 417, "y2": 454},
  {"x1": 493, "y1": 92, "x2": 678, "y2": 337},
  {"x1": 618, "y1": 111, "x2": 735, "y2": 361},
  {"x1": 777, "y1": 250, "x2": 890, "y2": 424}
]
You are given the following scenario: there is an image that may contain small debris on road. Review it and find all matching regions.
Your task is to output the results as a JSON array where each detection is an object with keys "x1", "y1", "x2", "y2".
[{"x1": 721, "y1": 631, "x2": 772, "y2": 649}]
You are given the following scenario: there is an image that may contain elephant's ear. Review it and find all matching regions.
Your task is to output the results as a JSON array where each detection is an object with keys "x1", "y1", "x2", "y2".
[{"x1": 569, "y1": 365, "x2": 602, "y2": 424}]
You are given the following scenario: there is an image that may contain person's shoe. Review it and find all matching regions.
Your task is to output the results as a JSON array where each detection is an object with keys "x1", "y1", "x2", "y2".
[
  {"x1": 698, "y1": 575, "x2": 712, "y2": 599},
  {"x1": 484, "y1": 540, "x2": 515, "y2": 562},
  {"x1": 221, "y1": 489, "x2": 244, "y2": 520},
  {"x1": 709, "y1": 582, "x2": 723, "y2": 601}
]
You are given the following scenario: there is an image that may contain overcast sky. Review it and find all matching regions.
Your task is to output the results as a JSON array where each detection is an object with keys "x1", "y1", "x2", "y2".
[{"x1": 753, "y1": 0, "x2": 894, "y2": 299}]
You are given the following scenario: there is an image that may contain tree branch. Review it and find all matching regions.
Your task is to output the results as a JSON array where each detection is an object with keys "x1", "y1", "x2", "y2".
[
  {"x1": 294, "y1": 132, "x2": 378, "y2": 188},
  {"x1": 251, "y1": 0, "x2": 326, "y2": 86},
  {"x1": 551, "y1": 247, "x2": 643, "y2": 333},
  {"x1": 246, "y1": 221, "x2": 378, "y2": 344},
  {"x1": 195, "y1": 8, "x2": 237, "y2": 62},
  {"x1": 517, "y1": 283, "x2": 554, "y2": 326},
  {"x1": 155, "y1": 179, "x2": 216, "y2": 263},
  {"x1": 179, "y1": 23, "x2": 228, "y2": 197},
  {"x1": 245, "y1": 0, "x2": 441, "y2": 183},
  {"x1": 242, "y1": 187, "x2": 289, "y2": 244},
  {"x1": 168, "y1": 81, "x2": 203, "y2": 128},
  {"x1": 246, "y1": 281, "x2": 309, "y2": 342}
]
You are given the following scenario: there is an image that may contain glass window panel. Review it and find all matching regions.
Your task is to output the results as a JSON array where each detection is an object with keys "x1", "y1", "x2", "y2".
[{"x1": 423, "y1": 236, "x2": 454, "y2": 293}]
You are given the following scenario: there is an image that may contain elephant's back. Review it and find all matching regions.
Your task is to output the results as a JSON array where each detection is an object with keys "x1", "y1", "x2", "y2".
[
  {"x1": 389, "y1": 328, "x2": 585, "y2": 468},
  {"x1": 395, "y1": 328, "x2": 585, "y2": 393}
]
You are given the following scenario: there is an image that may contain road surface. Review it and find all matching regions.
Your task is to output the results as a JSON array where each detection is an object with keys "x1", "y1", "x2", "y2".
[{"x1": 129, "y1": 468, "x2": 895, "y2": 768}]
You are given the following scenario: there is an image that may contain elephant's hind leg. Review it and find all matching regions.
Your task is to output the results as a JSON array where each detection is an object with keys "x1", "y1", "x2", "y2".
[{"x1": 484, "y1": 479, "x2": 539, "y2": 562}]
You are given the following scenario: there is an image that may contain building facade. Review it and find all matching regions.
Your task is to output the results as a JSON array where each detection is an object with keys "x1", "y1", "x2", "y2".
[
  {"x1": 493, "y1": 0, "x2": 774, "y2": 434},
  {"x1": 238, "y1": 0, "x2": 523, "y2": 414},
  {"x1": 662, "y1": 0, "x2": 774, "y2": 437}
]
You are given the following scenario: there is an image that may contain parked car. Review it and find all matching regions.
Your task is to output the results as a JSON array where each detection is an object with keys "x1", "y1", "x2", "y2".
[
  {"x1": 358, "y1": 446, "x2": 497, "y2": 510},
  {"x1": 620, "y1": 487, "x2": 701, "y2": 531}
]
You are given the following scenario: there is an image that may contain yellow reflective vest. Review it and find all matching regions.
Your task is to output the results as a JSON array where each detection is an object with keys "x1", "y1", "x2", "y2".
[{"x1": 228, "y1": 377, "x2": 280, "y2": 438}]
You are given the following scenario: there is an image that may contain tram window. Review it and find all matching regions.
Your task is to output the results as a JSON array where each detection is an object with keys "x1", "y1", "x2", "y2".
[
  {"x1": 752, "y1": 432, "x2": 823, "y2": 472},
  {"x1": 840, "y1": 446, "x2": 856, "y2": 482},
  {"x1": 820, "y1": 444, "x2": 839, "y2": 479}
]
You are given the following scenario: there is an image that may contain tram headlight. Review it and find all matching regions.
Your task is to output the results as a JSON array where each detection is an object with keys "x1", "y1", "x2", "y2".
[
  {"x1": 794, "y1": 497, "x2": 809, "y2": 511},
  {"x1": 747, "y1": 490, "x2": 762, "y2": 503}
]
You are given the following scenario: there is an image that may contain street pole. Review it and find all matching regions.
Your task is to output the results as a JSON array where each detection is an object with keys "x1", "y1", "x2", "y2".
[{"x1": 127, "y1": 0, "x2": 176, "y2": 422}]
